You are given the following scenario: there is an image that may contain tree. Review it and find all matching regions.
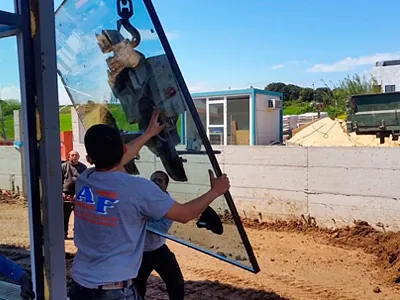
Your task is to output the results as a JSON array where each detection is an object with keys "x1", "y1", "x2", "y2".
[
  {"x1": 0, "y1": 100, "x2": 21, "y2": 117},
  {"x1": 324, "y1": 73, "x2": 382, "y2": 117},
  {"x1": 265, "y1": 82, "x2": 286, "y2": 93},
  {"x1": 299, "y1": 88, "x2": 315, "y2": 102},
  {"x1": 282, "y1": 84, "x2": 301, "y2": 100},
  {"x1": 315, "y1": 87, "x2": 333, "y2": 105}
]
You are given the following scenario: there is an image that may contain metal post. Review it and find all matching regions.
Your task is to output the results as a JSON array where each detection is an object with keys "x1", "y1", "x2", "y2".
[
  {"x1": 14, "y1": 0, "x2": 44, "y2": 298},
  {"x1": 21, "y1": 0, "x2": 66, "y2": 298}
]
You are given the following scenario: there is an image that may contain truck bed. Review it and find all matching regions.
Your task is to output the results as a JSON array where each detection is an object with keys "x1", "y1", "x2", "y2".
[{"x1": 346, "y1": 91, "x2": 400, "y2": 142}]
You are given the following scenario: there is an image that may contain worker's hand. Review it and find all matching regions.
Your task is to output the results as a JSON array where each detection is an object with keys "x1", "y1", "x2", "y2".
[
  {"x1": 209, "y1": 169, "x2": 230, "y2": 196},
  {"x1": 145, "y1": 108, "x2": 166, "y2": 137},
  {"x1": 19, "y1": 273, "x2": 35, "y2": 300}
]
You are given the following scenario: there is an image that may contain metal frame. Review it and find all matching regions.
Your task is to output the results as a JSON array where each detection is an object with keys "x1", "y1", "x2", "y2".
[
  {"x1": 0, "y1": 10, "x2": 21, "y2": 38},
  {"x1": 13, "y1": 1, "x2": 45, "y2": 298},
  {"x1": 144, "y1": 0, "x2": 260, "y2": 273},
  {"x1": 29, "y1": 1, "x2": 67, "y2": 298},
  {"x1": 0, "y1": 0, "x2": 67, "y2": 299}
]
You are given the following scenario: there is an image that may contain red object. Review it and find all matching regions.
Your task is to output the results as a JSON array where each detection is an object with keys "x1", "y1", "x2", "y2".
[
  {"x1": 60, "y1": 131, "x2": 73, "y2": 161},
  {"x1": 165, "y1": 87, "x2": 176, "y2": 99},
  {"x1": 0, "y1": 140, "x2": 13, "y2": 146}
]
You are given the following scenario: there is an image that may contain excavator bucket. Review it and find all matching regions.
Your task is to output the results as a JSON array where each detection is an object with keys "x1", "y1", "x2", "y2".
[{"x1": 55, "y1": 0, "x2": 259, "y2": 273}]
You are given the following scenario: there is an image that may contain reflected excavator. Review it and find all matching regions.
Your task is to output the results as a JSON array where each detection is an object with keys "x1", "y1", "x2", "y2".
[{"x1": 95, "y1": 21, "x2": 188, "y2": 181}]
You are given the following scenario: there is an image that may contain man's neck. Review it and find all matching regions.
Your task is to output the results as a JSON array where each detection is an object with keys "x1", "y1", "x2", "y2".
[{"x1": 95, "y1": 163, "x2": 124, "y2": 173}]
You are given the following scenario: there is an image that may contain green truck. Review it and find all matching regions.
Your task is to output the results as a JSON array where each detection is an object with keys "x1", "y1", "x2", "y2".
[{"x1": 346, "y1": 91, "x2": 400, "y2": 144}]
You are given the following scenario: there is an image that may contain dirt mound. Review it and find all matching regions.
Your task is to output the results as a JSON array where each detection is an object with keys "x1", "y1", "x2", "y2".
[
  {"x1": 287, "y1": 117, "x2": 355, "y2": 147},
  {"x1": 0, "y1": 192, "x2": 25, "y2": 204},
  {"x1": 242, "y1": 217, "x2": 400, "y2": 285},
  {"x1": 288, "y1": 117, "x2": 400, "y2": 147}
]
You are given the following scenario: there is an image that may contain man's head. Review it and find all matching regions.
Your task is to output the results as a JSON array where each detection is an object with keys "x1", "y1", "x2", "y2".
[
  {"x1": 84, "y1": 124, "x2": 125, "y2": 170},
  {"x1": 150, "y1": 170, "x2": 169, "y2": 192},
  {"x1": 68, "y1": 150, "x2": 80, "y2": 165}
]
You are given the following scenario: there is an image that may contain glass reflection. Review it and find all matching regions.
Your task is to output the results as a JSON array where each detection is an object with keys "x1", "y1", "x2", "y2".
[{"x1": 55, "y1": 0, "x2": 256, "y2": 271}]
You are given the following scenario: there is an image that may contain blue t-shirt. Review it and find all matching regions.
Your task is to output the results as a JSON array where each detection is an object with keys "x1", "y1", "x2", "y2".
[
  {"x1": 144, "y1": 217, "x2": 173, "y2": 252},
  {"x1": 70, "y1": 168, "x2": 175, "y2": 288},
  {"x1": 0, "y1": 254, "x2": 25, "y2": 283}
]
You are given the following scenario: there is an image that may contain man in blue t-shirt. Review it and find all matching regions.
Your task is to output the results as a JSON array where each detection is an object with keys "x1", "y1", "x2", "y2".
[
  {"x1": 0, "y1": 254, "x2": 35, "y2": 299},
  {"x1": 68, "y1": 111, "x2": 230, "y2": 300},
  {"x1": 134, "y1": 170, "x2": 184, "y2": 300}
]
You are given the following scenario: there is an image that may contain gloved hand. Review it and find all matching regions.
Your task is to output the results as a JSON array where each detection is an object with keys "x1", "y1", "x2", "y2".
[{"x1": 19, "y1": 273, "x2": 35, "y2": 300}]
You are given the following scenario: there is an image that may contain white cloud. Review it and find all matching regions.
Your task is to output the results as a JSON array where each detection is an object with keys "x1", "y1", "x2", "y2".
[
  {"x1": 270, "y1": 64, "x2": 285, "y2": 70},
  {"x1": 0, "y1": 86, "x2": 20, "y2": 100},
  {"x1": 0, "y1": 79, "x2": 72, "y2": 106},
  {"x1": 187, "y1": 82, "x2": 240, "y2": 93},
  {"x1": 132, "y1": 29, "x2": 179, "y2": 41},
  {"x1": 165, "y1": 32, "x2": 180, "y2": 40},
  {"x1": 307, "y1": 52, "x2": 400, "y2": 73},
  {"x1": 270, "y1": 60, "x2": 307, "y2": 70}
]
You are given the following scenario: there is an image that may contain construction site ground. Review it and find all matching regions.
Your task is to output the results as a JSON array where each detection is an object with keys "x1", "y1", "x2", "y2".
[{"x1": 0, "y1": 197, "x2": 399, "y2": 300}]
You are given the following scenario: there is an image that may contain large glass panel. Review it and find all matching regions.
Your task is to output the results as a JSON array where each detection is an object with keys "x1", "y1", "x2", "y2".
[{"x1": 55, "y1": 0, "x2": 258, "y2": 272}]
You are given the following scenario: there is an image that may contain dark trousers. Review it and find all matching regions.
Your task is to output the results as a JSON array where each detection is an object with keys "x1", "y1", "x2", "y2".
[
  {"x1": 63, "y1": 202, "x2": 73, "y2": 239},
  {"x1": 134, "y1": 244, "x2": 184, "y2": 300},
  {"x1": 68, "y1": 280, "x2": 142, "y2": 300}
]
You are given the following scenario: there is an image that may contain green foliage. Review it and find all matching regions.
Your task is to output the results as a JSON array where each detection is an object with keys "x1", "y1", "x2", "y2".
[
  {"x1": 322, "y1": 73, "x2": 382, "y2": 118},
  {"x1": 3, "y1": 104, "x2": 182, "y2": 140},
  {"x1": 283, "y1": 101, "x2": 311, "y2": 115},
  {"x1": 0, "y1": 100, "x2": 21, "y2": 117},
  {"x1": 279, "y1": 73, "x2": 383, "y2": 118},
  {"x1": 265, "y1": 82, "x2": 286, "y2": 93},
  {"x1": 299, "y1": 88, "x2": 315, "y2": 102},
  {"x1": 282, "y1": 84, "x2": 301, "y2": 101},
  {"x1": 315, "y1": 87, "x2": 333, "y2": 104}
]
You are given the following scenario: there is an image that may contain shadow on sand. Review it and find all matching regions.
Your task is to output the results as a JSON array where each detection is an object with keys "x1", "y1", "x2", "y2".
[
  {"x1": 0, "y1": 245, "x2": 289, "y2": 300},
  {"x1": 146, "y1": 274, "x2": 289, "y2": 300}
]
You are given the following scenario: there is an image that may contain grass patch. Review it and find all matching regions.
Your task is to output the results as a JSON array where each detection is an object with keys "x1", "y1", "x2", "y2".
[{"x1": 3, "y1": 105, "x2": 182, "y2": 140}]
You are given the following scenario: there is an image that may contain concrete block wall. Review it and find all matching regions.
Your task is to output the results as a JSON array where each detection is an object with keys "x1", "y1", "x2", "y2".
[
  {"x1": 4, "y1": 111, "x2": 398, "y2": 230},
  {"x1": 130, "y1": 145, "x2": 400, "y2": 230},
  {"x1": 0, "y1": 146, "x2": 24, "y2": 193}
]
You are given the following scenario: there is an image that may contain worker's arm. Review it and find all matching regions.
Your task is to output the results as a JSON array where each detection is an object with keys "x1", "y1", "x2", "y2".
[
  {"x1": 120, "y1": 109, "x2": 166, "y2": 167},
  {"x1": 0, "y1": 254, "x2": 25, "y2": 282},
  {"x1": 0, "y1": 255, "x2": 35, "y2": 299},
  {"x1": 164, "y1": 189, "x2": 222, "y2": 224},
  {"x1": 147, "y1": 217, "x2": 173, "y2": 234},
  {"x1": 139, "y1": 170, "x2": 230, "y2": 224}
]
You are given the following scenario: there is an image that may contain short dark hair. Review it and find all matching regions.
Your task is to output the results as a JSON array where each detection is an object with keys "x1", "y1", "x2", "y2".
[
  {"x1": 84, "y1": 124, "x2": 124, "y2": 170},
  {"x1": 150, "y1": 170, "x2": 169, "y2": 185}
]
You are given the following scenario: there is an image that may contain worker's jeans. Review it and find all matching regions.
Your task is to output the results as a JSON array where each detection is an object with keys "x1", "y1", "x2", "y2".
[
  {"x1": 68, "y1": 280, "x2": 142, "y2": 300},
  {"x1": 63, "y1": 202, "x2": 73, "y2": 239}
]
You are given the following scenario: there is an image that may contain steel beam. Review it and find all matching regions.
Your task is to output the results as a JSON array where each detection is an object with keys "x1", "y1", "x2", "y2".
[
  {"x1": 15, "y1": 0, "x2": 67, "y2": 298},
  {"x1": 0, "y1": 25, "x2": 19, "y2": 38},
  {"x1": 0, "y1": 10, "x2": 22, "y2": 27}
]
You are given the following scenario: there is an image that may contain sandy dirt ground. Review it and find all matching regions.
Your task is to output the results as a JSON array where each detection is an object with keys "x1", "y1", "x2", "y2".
[{"x1": 0, "y1": 198, "x2": 399, "y2": 300}]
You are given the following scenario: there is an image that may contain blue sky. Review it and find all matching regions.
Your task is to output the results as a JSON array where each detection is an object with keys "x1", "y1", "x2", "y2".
[{"x1": 1, "y1": 0, "x2": 400, "y2": 104}]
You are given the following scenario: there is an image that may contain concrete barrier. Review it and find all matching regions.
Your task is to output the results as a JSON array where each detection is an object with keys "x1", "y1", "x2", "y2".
[
  {"x1": 0, "y1": 146, "x2": 24, "y2": 194},
  {"x1": 2, "y1": 140, "x2": 400, "y2": 231}
]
